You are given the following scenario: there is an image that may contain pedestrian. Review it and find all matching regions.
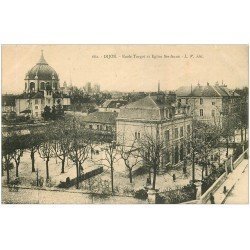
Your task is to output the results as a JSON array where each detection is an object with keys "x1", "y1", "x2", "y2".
[
  {"x1": 209, "y1": 193, "x2": 215, "y2": 204},
  {"x1": 173, "y1": 173, "x2": 176, "y2": 182}
]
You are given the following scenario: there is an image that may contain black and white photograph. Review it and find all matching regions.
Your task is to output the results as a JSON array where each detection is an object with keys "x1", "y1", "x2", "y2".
[{"x1": 1, "y1": 45, "x2": 248, "y2": 204}]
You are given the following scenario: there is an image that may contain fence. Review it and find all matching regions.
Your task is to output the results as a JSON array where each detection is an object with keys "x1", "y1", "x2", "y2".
[{"x1": 57, "y1": 166, "x2": 103, "y2": 188}]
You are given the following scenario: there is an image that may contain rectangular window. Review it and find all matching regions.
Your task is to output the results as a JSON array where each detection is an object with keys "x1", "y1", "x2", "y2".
[
  {"x1": 165, "y1": 130, "x2": 170, "y2": 141},
  {"x1": 212, "y1": 101, "x2": 215, "y2": 105},
  {"x1": 180, "y1": 126, "x2": 184, "y2": 137},
  {"x1": 212, "y1": 110, "x2": 215, "y2": 117},
  {"x1": 138, "y1": 132, "x2": 140, "y2": 139},
  {"x1": 100, "y1": 125, "x2": 103, "y2": 130},
  {"x1": 89, "y1": 124, "x2": 93, "y2": 130},
  {"x1": 186, "y1": 98, "x2": 188, "y2": 104},
  {"x1": 35, "y1": 99, "x2": 38, "y2": 104},
  {"x1": 200, "y1": 98, "x2": 203, "y2": 105},
  {"x1": 165, "y1": 109, "x2": 169, "y2": 118},
  {"x1": 135, "y1": 132, "x2": 137, "y2": 139},
  {"x1": 175, "y1": 128, "x2": 178, "y2": 139},
  {"x1": 187, "y1": 124, "x2": 191, "y2": 135},
  {"x1": 97, "y1": 125, "x2": 100, "y2": 130},
  {"x1": 200, "y1": 109, "x2": 204, "y2": 116},
  {"x1": 35, "y1": 112, "x2": 38, "y2": 117}
]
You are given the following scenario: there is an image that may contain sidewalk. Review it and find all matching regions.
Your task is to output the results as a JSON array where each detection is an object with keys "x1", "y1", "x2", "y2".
[{"x1": 207, "y1": 159, "x2": 248, "y2": 204}]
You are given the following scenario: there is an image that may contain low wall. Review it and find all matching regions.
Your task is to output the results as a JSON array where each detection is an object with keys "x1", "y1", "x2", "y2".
[
  {"x1": 233, "y1": 149, "x2": 248, "y2": 169},
  {"x1": 200, "y1": 172, "x2": 227, "y2": 204},
  {"x1": 199, "y1": 149, "x2": 248, "y2": 204}
]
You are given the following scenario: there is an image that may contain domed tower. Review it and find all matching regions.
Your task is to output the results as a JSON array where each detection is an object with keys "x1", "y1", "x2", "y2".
[{"x1": 25, "y1": 50, "x2": 59, "y2": 93}]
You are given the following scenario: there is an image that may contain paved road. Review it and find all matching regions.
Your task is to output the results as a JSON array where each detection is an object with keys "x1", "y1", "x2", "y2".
[
  {"x1": 224, "y1": 164, "x2": 249, "y2": 204},
  {"x1": 207, "y1": 159, "x2": 248, "y2": 204},
  {"x1": 1, "y1": 186, "x2": 146, "y2": 204}
]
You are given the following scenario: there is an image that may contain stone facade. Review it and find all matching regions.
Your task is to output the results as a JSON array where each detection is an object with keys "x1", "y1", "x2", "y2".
[
  {"x1": 15, "y1": 51, "x2": 71, "y2": 119},
  {"x1": 176, "y1": 83, "x2": 240, "y2": 126},
  {"x1": 116, "y1": 93, "x2": 192, "y2": 169}
]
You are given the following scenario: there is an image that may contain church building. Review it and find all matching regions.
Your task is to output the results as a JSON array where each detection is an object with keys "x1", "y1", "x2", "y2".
[{"x1": 15, "y1": 51, "x2": 71, "y2": 119}]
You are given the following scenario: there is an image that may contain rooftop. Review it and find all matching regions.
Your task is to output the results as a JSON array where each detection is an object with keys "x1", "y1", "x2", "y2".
[{"x1": 175, "y1": 84, "x2": 240, "y2": 97}]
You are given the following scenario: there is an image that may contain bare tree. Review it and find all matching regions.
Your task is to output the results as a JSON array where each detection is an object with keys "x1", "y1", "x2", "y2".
[
  {"x1": 11, "y1": 149, "x2": 24, "y2": 177},
  {"x1": 52, "y1": 122, "x2": 71, "y2": 173},
  {"x1": 2, "y1": 153, "x2": 13, "y2": 184},
  {"x1": 26, "y1": 134, "x2": 40, "y2": 173},
  {"x1": 118, "y1": 135, "x2": 141, "y2": 183},
  {"x1": 38, "y1": 140, "x2": 54, "y2": 181},
  {"x1": 137, "y1": 126, "x2": 165, "y2": 190},
  {"x1": 68, "y1": 119, "x2": 91, "y2": 189},
  {"x1": 99, "y1": 137, "x2": 120, "y2": 194}
]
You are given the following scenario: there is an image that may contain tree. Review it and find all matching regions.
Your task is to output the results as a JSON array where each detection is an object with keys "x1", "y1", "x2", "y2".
[
  {"x1": 234, "y1": 87, "x2": 248, "y2": 143},
  {"x1": 118, "y1": 136, "x2": 141, "y2": 183},
  {"x1": 42, "y1": 105, "x2": 51, "y2": 121},
  {"x1": 2, "y1": 153, "x2": 13, "y2": 184},
  {"x1": 99, "y1": 138, "x2": 120, "y2": 194},
  {"x1": 26, "y1": 133, "x2": 41, "y2": 172},
  {"x1": 137, "y1": 126, "x2": 165, "y2": 190},
  {"x1": 188, "y1": 120, "x2": 219, "y2": 181},
  {"x1": 38, "y1": 139, "x2": 54, "y2": 181},
  {"x1": 52, "y1": 122, "x2": 70, "y2": 173},
  {"x1": 11, "y1": 149, "x2": 23, "y2": 177},
  {"x1": 68, "y1": 119, "x2": 91, "y2": 189}
]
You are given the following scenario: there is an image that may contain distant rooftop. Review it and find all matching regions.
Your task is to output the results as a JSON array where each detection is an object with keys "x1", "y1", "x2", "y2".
[{"x1": 175, "y1": 83, "x2": 240, "y2": 97}]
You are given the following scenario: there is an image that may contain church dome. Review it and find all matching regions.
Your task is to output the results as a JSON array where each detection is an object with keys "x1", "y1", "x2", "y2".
[{"x1": 26, "y1": 51, "x2": 59, "y2": 81}]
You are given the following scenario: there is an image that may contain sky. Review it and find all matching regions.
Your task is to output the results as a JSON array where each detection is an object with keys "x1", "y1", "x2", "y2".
[{"x1": 1, "y1": 45, "x2": 248, "y2": 94}]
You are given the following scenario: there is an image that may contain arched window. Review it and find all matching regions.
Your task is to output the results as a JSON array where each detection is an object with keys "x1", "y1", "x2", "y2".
[
  {"x1": 53, "y1": 82, "x2": 58, "y2": 90},
  {"x1": 175, "y1": 145, "x2": 179, "y2": 164},
  {"x1": 180, "y1": 144, "x2": 184, "y2": 161},
  {"x1": 40, "y1": 82, "x2": 45, "y2": 90},
  {"x1": 30, "y1": 82, "x2": 35, "y2": 92},
  {"x1": 165, "y1": 150, "x2": 170, "y2": 164},
  {"x1": 46, "y1": 82, "x2": 52, "y2": 90}
]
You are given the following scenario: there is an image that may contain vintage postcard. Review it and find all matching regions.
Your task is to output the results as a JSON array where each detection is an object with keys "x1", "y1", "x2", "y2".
[{"x1": 1, "y1": 44, "x2": 248, "y2": 204}]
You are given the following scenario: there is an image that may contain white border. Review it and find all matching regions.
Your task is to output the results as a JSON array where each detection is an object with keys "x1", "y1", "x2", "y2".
[{"x1": 1, "y1": 1, "x2": 250, "y2": 250}]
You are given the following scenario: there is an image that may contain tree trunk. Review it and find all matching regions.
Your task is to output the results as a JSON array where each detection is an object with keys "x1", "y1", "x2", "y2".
[
  {"x1": 61, "y1": 157, "x2": 65, "y2": 173},
  {"x1": 205, "y1": 164, "x2": 208, "y2": 177},
  {"x1": 241, "y1": 128, "x2": 243, "y2": 143},
  {"x1": 76, "y1": 161, "x2": 79, "y2": 189},
  {"x1": 5, "y1": 156, "x2": 10, "y2": 185},
  {"x1": 46, "y1": 159, "x2": 49, "y2": 180},
  {"x1": 111, "y1": 165, "x2": 114, "y2": 194},
  {"x1": 129, "y1": 168, "x2": 133, "y2": 183},
  {"x1": 201, "y1": 166, "x2": 204, "y2": 180},
  {"x1": 226, "y1": 138, "x2": 229, "y2": 156},
  {"x1": 31, "y1": 151, "x2": 35, "y2": 172},
  {"x1": 192, "y1": 151, "x2": 195, "y2": 182},
  {"x1": 244, "y1": 128, "x2": 247, "y2": 142},
  {"x1": 152, "y1": 166, "x2": 157, "y2": 190},
  {"x1": 148, "y1": 166, "x2": 151, "y2": 184},
  {"x1": 1, "y1": 161, "x2": 4, "y2": 177},
  {"x1": 15, "y1": 162, "x2": 19, "y2": 177}
]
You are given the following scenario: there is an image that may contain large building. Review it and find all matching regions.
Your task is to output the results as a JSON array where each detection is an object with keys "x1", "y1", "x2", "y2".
[
  {"x1": 116, "y1": 93, "x2": 193, "y2": 168},
  {"x1": 176, "y1": 83, "x2": 240, "y2": 126},
  {"x1": 15, "y1": 51, "x2": 71, "y2": 119}
]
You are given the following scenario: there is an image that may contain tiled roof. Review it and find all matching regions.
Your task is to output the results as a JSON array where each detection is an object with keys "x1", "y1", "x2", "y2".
[
  {"x1": 82, "y1": 111, "x2": 118, "y2": 124},
  {"x1": 101, "y1": 99, "x2": 128, "y2": 108},
  {"x1": 176, "y1": 84, "x2": 239, "y2": 97},
  {"x1": 118, "y1": 95, "x2": 167, "y2": 121}
]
